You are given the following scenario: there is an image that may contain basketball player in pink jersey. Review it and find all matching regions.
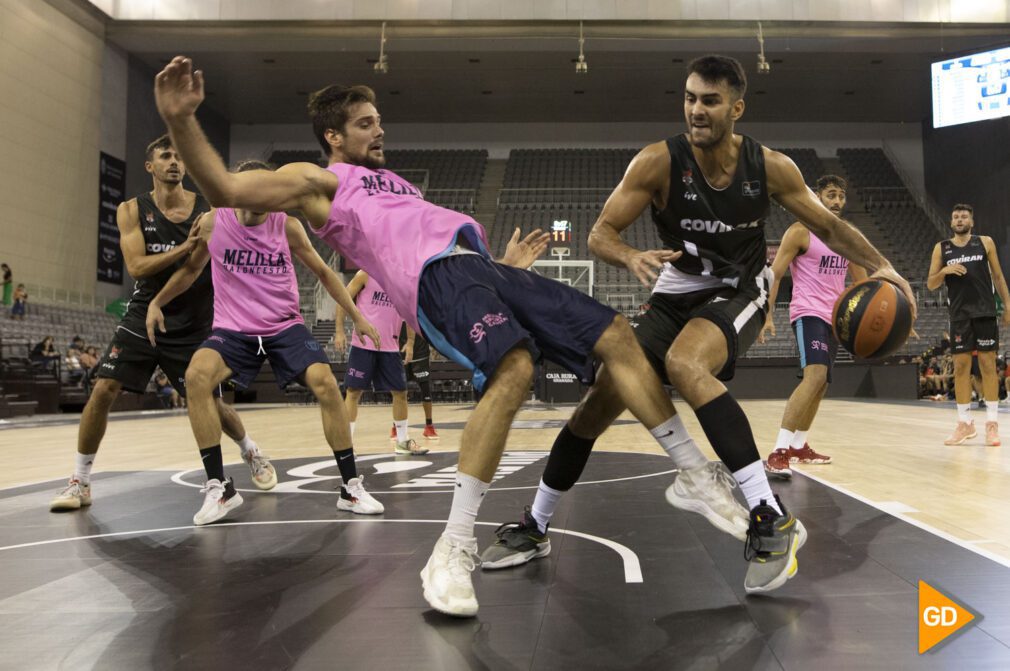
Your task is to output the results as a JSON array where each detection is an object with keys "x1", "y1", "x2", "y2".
[
  {"x1": 146, "y1": 160, "x2": 384, "y2": 525},
  {"x1": 335, "y1": 270, "x2": 428, "y2": 455},
  {"x1": 760, "y1": 176, "x2": 867, "y2": 477},
  {"x1": 155, "y1": 56, "x2": 756, "y2": 617}
]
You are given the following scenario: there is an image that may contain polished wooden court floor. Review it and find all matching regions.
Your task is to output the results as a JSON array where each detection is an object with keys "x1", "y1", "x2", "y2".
[{"x1": 0, "y1": 398, "x2": 1008, "y2": 669}]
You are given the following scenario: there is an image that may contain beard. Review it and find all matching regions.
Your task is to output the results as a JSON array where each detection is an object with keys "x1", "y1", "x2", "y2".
[{"x1": 688, "y1": 122, "x2": 727, "y2": 149}]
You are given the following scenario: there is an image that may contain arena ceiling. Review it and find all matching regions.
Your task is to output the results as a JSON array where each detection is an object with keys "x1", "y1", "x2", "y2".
[{"x1": 112, "y1": 22, "x2": 1010, "y2": 124}]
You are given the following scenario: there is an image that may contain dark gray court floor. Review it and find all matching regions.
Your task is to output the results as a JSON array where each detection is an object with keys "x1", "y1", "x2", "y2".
[{"x1": 1, "y1": 451, "x2": 1009, "y2": 670}]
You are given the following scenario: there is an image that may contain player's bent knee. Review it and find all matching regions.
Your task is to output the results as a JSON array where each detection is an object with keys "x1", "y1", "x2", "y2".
[
  {"x1": 185, "y1": 367, "x2": 216, "y2": 395},
  {"x1": 89, "y1": 378, "x2": 121, "y2": 406}
]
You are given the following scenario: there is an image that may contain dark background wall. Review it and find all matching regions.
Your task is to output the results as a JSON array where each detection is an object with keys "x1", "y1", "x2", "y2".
[
  {"x1": 923, "y1": 117, "x2": 1010, "y2": 265},
  {"x1": 125, "y1": 55, "x2": 230, "y2": 200}
]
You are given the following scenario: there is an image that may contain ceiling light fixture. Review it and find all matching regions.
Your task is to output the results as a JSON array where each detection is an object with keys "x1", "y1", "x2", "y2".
[
  {"x1": 575, "y1": 21, "x2": 588, "y2": 74},
  {"x1": 374, "y1": 22, "x2": 389, "y2": 74}
]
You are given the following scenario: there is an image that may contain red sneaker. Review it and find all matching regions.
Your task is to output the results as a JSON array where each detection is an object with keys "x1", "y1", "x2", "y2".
[
  {"x1": 787, "y1": 444, "x2": 831, "y2": 464},
  {"x1": 764, "y1": 449, "x2": 792, "y2": 479},
  {"x1": 423, "y1": 424, "x2": 440, "y2": 441},
  {"x1": 389, "y1": 424, "x2": 397, "y2": 442}
]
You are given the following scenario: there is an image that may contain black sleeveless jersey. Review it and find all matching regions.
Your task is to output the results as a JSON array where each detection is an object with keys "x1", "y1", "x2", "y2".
[
  {"x1": 650, "y1": 134, "x2": 771, "y2": 297},
  {"x1": 942, "y1": 235, "x2": 995, "y2": 320},
  {"x1": 119, "y1": 192, "x2": 213, "y2": 343}
]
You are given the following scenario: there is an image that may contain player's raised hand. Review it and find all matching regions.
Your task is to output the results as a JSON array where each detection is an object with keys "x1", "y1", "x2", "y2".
[
  {"x1": 155, "y1": 56, "x2": 205, "y2": 121},
  {"x1": 626, "y1": 249, "x2": 682, "y2": 288},
  {"x1": 501, "y1": 228, "x2": 550, "y2": 269}
]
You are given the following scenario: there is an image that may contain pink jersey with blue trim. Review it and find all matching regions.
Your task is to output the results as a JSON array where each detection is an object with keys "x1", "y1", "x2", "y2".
[
  {"x1": 311, "y1": 163, "x2": 490, "y2": 332},
  {"x1": 789, "y1": 231, "x2": 849, "y2": 324},
  {"x1": 208, "y1": 208, "x2": 304, "y2": 336},
  {"x1": 352, "y1": 274, "x2": 403, "y2": 352}
]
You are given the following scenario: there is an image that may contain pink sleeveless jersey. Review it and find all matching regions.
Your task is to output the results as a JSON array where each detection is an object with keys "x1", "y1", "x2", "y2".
[
  {"x1": 352, "y1": 274, "x2": 403, "y2": 352},
  {"x1": 789, "y1": 231, "x2": 849, "y2": 324},
  {"x1": 208, "y1": 208, "x2": 304, "y2": 336},
  {"x1": 311, "y1": 163, "x2": 490, "y2": 332}
]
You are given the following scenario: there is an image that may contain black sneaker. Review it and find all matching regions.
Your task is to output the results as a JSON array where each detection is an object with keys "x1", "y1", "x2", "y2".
[
  {"x1": 743, "y1": 495, "x2": 806, "y2": 594},
  {"x1": 480, "y1": 506, "x2": 551, "y2": 570}
]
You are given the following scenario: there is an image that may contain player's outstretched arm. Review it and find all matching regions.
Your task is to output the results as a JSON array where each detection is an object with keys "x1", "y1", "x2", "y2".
[
  {"x1": 286, "y1": 219, "x2": 380, "y2": 350},
  {"x1": 118, "y1": 200, "x2": 198, "y2": 279},
  {"x1": 498, "y1": 228, "x2": 549, "y2": 269},
  {"x1": 155, "y1": 56, "x2": 333, "y2": 216},
  {"x1": 767, "y1": 149, "x2": 916, "y2": 320},
  {"x1": 146, "y1": 212, "x2": 214, "y2": 345},
  {"x1": 589, "y1": 142, "x2": 681, "y2": 288},
  {"x1": 759, "y1": 223, "x2": 807, "y2": 343}
]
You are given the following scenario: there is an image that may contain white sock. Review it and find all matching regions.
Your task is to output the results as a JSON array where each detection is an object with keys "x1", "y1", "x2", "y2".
[
  {"x1": 732, "y1": 461, "x2": 782, "y2": 514},
  {"x1": 394, "y1": 419, "x2": 409, "y2": 443},
  {"x1": 774, "y1": 428, "x2": 794, "y2": 451},
  {"x1": 957, "y1": 404, "x2": 971, "y2": 423},
  {"x1": 350, "y1": 421, "x2": 356, "y2": 438},
  {"x1": 443, "y1": 472, "x2": 490, "y2": 542},
  {"x1": 789, "y1": 430, "x2": 808, "y2": 450},
  {"x1": 75, "y1": 452, "x2": 95, "y2": 485},
  {"x1": 987, "y1": 402, "x2": 999, "y2": 423},
  {"x1": 649, "y1": 415, "x2": 707, "y2": 470},
  {"x1": 237, "y1": 434, "x2": 258, "y2": 457},
  {"x1": 530, "y1": 480, "x2": 564, "y2": 533}
]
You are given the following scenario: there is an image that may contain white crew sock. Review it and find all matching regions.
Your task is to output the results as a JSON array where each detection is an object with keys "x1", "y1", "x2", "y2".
[
  {"x1": 530, "y1": 480, "x2": 564, "y2": 533},
  {"x1": 75, "y1": 452, "x2": 95, "y2": 485},
  {"x1": 732, "y1": 461, "x2": 782, "y2": 514},
  {"x1": 774, "y1": 428, "x2": 794, "y2": 451},
  {"x1": 349, "y1": 421, "x2": 356, "y2": 438},
  {"x1": 394, "y1": 419, "x2": 409, "y2": 443},
  {"x1": 789, "y1": 430, "x2": 808, "y2": 450},
  {"x1": 987, "y1": 402, "x2": 999, "y2": 423},
  {"x1": 957, "y1": 404, "x2": 971, "y2": 423},
  {"x1": 237, "y1": 434, "x2": 258, "y2": 457},
  {"x1": 443, "y1": 472, "x2": 490, "y2": 542},
  {"x1": 649, "y1": 415, "x2": 707, "y2": 470}
]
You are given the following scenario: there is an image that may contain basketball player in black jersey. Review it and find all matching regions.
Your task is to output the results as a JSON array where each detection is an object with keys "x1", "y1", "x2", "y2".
[
  {"x1": 50, "y1": 136, "x2": 272, "y2": 512},
  {"x1": 927, "y1": 203, "x2": 1010, "y2": 446},
  {"x1": 482, "y1": 55, "x2": 915, "y2": 593}
]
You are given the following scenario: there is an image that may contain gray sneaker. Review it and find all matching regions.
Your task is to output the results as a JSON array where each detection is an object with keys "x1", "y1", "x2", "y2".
[
  {"x1": 395, "y1": 438, "x2": 429, "y2": 456},
  {"x1": 480, "y1": 507, "x2": 551, "y2": 569},
  {"x1": 744, "y1": 496, "x2": 807, "y2": 594},
  {"x1": 665, "y1": 461, "x2": 750, "y2": 541}
]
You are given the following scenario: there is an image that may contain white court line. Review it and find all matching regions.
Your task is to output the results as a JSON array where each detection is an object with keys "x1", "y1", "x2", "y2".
[
  {"x1": 0, "y1": 519, "x2": 643, "y2": 583},
  {"x1": 794, "y1": 468, "x2": 1010, "y2": 570}
]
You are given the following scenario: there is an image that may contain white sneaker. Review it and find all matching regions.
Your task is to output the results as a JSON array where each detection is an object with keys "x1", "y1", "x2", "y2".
[
  {"x1": 242, "y1": 450, "x2": 277, "y2": 490},
  {"x1": 193, "y1": 478, "x2": 243, "y2": 526},
  {"x1": 50, "y1": 477, "x2": 92, "y2": 511},
  {"x1": 337, "y1": 476, "x2": 384, "y2": 514},
  {"x1": 665, "y1": 461, "x2": 749, "y2": 542},
  {"x1": 420, "y1": 534, "x2": 480, "y2": 617}
]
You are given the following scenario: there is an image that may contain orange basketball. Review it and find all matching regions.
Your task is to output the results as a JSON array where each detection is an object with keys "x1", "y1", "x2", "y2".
[{"x1": 832, "y1": 279, "x2": 913, "y2": 360}]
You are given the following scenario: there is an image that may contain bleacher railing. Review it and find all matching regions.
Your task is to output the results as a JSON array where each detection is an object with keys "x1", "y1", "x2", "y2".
[
  {"x1": 497, "y1": 188, "x2": 612, "y2": 208},
  {"x1": 426, "y1": 189, "x2": 476, "y2": 213},
  {"x1": 881, "y1": 140, "x2": 949, "y2": 237},
  {"x1": 20, "y1": 283, "x2": 113, "y2": 310}
]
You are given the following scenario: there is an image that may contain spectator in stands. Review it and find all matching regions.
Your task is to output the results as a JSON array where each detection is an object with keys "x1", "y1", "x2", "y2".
[
  {"x1": 30, "y1": 336, "x2": 60, "y2": 371},
  {"x1": 153, "y1": 369, "x2": 182, "y2": 408},
  {"x1": 68, "y1": 336, "x2": 85, "y2": 354},
  {"x1": 1, "y1": 264, "x2": 11, "y2": 306},
  {"x1": 9, "y1": 284, "x2": 27, "y2": 320},
  {"x1": 64, "y1": 345, "x2": 85, "y2": 385},
  {"x1": 79, "y1": 345, "x2": 99, "y2": 386}
]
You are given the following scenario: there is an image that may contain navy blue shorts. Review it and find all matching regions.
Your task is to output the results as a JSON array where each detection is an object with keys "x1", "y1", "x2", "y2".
[
  {"x1": 345, "y1": 346, "x2": 407, "y2": 391},
  {"x1": 417, "y1": 254, "x2": 617, "y2": 392},
  {"x1": 200, "y1": 323, "x2": 330, "y2": 389},
  {"x1": 792, "y1": 316, "x2": 839, "y2": 383}
]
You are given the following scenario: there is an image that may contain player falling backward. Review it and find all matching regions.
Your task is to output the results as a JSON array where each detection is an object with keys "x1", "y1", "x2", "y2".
[
  {"x1": 146, "y1": 160, "x2": 385, "y2": 525},
  {"x1": 760, "y1": 175, "x2": 867, "y2": 478},
  {"x1": 480, "y1": 55, "x2": 915, "y2": 595},
  {"x1": 154, "y1": 55, "x2": 783, "y2": 617},
  {"x1": 927, "y1": 203, "x2": 1010, "y2": 447}
]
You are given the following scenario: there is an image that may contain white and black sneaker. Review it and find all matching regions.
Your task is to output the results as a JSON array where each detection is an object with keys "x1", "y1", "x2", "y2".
[
  {"x1": 666, "y1": 461, "x2": 750, "y2": 542},
  {"x1": 193, "y1": 478, "x2": 243, "y2": 526}
]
